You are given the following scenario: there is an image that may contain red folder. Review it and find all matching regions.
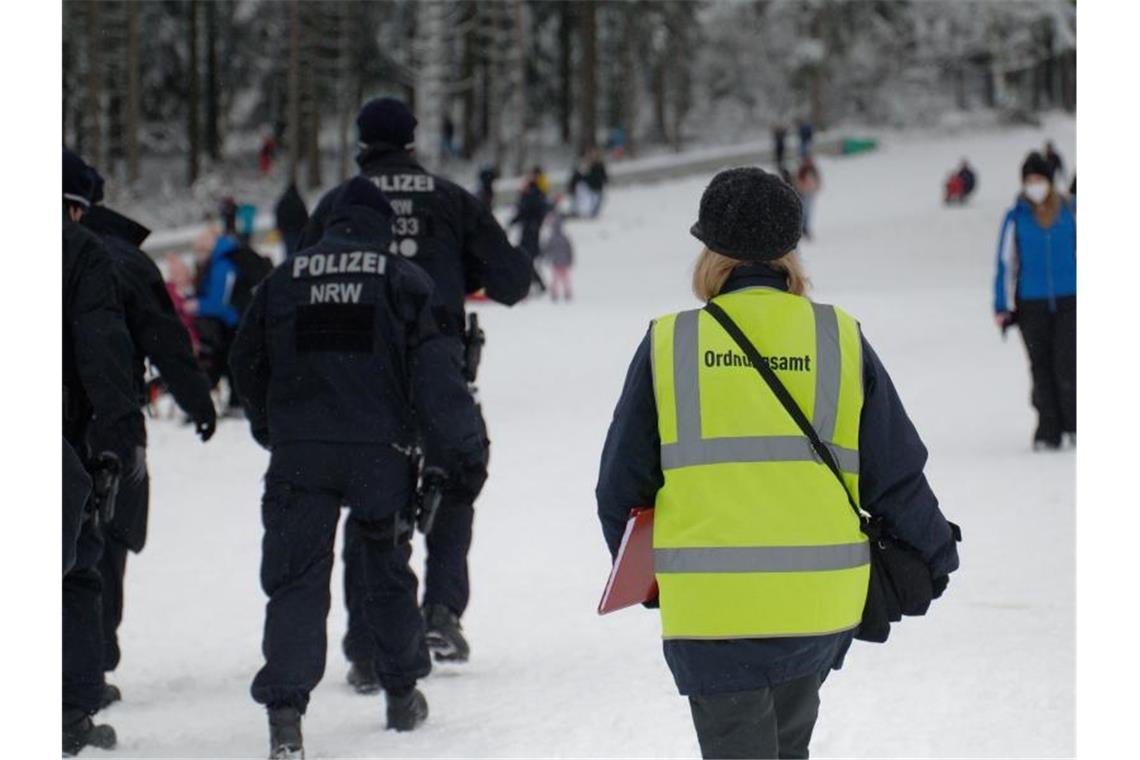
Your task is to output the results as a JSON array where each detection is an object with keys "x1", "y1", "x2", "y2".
[{"x1": 598, "y1": 507, "x2": 658, "y2": 614}]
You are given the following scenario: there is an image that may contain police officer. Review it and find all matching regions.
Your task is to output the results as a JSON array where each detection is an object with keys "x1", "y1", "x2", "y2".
[
  {"x1": 299, "y1": 97, "x2": 531, "y2": 683},
  {"x1": 229, "y1": 178, "x2": 488, "y2": 758},
  {"x1": 596, "y1": 168, "x2": 960, "y2": 759},
  {"x1": 62, "y1": 148, "x2": 137, "y2": 756},
  {"x1": 80, "y1": 164, "x2": 218, "y2": 702}
]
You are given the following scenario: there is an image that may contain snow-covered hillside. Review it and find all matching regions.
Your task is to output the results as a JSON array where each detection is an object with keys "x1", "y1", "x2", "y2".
[{"x1": 100, "y1": 115, "x2": 1075, "y2": 758}]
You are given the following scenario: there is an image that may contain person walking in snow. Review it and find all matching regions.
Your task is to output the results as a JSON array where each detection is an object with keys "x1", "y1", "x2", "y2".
[
  {"x1": 541, "y1": 201, "x2": 575, "y2": 302},
  {"x1": 993, "y1": 151, "x2": 1077, "y2": 450},
  {"x1": 596, "y1": 167, "x2": 960, "y2": 760},
  {"x1": 795, "y1": 157, "x2": 821, "y2": 240}
]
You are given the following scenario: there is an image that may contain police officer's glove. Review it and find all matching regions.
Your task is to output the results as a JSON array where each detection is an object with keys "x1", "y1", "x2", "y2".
[
  {"x1": 932, "y1": 575, "x2": 949, "y2": 599},
  {"x1": 194, "y1": 409, "x2": 217, "y2": 442},
  {"x1": 252, "y1": 426, "x2": 270, "y2": 451}
]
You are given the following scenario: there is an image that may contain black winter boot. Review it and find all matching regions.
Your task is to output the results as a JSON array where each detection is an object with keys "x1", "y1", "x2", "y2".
[
  {"x1": 267, "y1": 706, "x2": 304, "y2": 759},
  {"x1": 63, "y1": 708, "x2": 116, "y2": 756},
  {"x1": 346, "y1": 660, "x2": 382, "y2": 695},
  {"x1": 423, "y1": 604, "x2": 469, "y2": 663},
  {"x1": 386, "y1": 687, "x2": 429, "y2": 732},
  {"x1": 100, "y1": 683, "x2": 122, "y2": 709}
]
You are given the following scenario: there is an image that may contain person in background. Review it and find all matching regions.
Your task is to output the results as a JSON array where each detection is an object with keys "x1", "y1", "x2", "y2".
[
  {"x1": 274, "y1": 182, "x2": 309, "y2": 259},
  {"x1": 511, "y1": 169, "x2": 551, "y2": 293},
  {"x1": 596, "y1": 167, "x2": 959, "y2": 760},
  {"x1": 542, "y1": 199, "x2": 575, "y2": 302},
  {"x1": 477, "y1": 163, "x2": 498, "y2": 210},
  {"x1": 944, "y1": 159, "x2": 977, "y2": 205},
  {"x1": 796, "y1": 157, "x2": 822, "y2": 240},
  {"x1": 797, "y1": 118, "x2": 814, "y2": 159},
  {"x1": 772, "y1": 123, "x2": 788, "y2": 174},
  {"x1": 533, "y1": 164, "x2": 551, "y2": 196},
  {"x1": 164, "y1": 253, "x2": 200, "y2": 354},
  {"x1": 993, "y1": 152, "x2": 1077, "y2": 450},
  {"x1": 259, "y1": 134, "x2": 277, "y2": 177},
  {"x1": 582, "y1": 146, "x2": 609, "y2": 218}
]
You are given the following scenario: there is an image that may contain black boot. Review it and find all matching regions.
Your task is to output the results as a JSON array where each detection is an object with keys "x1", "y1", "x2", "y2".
[
  {"x1": 100, "y1": 683, "x2": 122, "y2": 709},
  {"x1": 346, "y1": 660, "x2": 382, "y2": 695},
  {"x1": 1033, "y1": 424, "x2": 1062, "y2": 451},
  {"x1": 267, "y1": 706, "x2": 304, "y2": 759},
  {"x1": 63, "y1": 708, "x2": 116, "y2": 756},
  {"x1": 423, "y1": 604, "x2": 469, "y2": 663},
  {"x1": 386, "y1": 687, "x2": 428, "y2": 732}
]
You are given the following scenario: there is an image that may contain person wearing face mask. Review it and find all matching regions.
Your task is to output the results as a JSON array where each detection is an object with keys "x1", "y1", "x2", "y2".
[{"x1": 993, "y1": 151, "x2": 1077, "y2": 450}]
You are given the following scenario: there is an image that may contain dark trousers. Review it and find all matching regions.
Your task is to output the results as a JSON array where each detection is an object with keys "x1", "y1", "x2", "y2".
[
  {"x1": 251, "y1": 444, "x2": 430, "y2": 713},
  {"x1": 1017, "y1": 297, "x2": 1077, "y2": 441},
  {"x1": 63, "y1": 514, "x2": 107, "y2": 713},
  {"x1": 63, "y1": 439, "x2": 91, "y2": 575},
  {"x1": 688, "y1": 673, "x2": 823, "y2": 760},
  {"x1": 100, "y1": 451, "x2": 149, "y2": 672}
]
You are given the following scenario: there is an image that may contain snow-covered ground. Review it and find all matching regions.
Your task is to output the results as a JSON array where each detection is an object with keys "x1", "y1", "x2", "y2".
[{"x1": 99, "y1": 115, "x2": 1075, "y2": 758}]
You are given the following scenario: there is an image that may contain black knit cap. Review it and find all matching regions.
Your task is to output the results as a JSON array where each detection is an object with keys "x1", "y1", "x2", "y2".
[
  {"x1": 690, "y1": 167, "x2": 803, "y2": 261},
  {"x1": 63, "y1": 148, "x2": 94, "y2": 208},
  {"x1": 331, "y1": 176, "x2": 395, "y2": 219},
  {"x1": 1021, "y1": 151, "x2": 1054, "y2": 182},
  {"x1": 356, "y1": 97, "x2": 418, "y2": 148}
]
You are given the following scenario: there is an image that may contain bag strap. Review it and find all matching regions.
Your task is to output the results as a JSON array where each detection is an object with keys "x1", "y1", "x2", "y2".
[{"x1": 702, "y1": 300, "x2": 865, "y2": 524}]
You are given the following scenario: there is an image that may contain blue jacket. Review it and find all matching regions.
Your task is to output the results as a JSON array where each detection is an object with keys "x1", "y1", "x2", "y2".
[
  {"x1": 993, "y1": 196, "x2": 1076, "y2": 314},
  {"x1": 197, "y1": 235, "x2": 241, "y2": 327},
  {"x1": 596, "y1": 265, "x2": 960, "y2": 696}
]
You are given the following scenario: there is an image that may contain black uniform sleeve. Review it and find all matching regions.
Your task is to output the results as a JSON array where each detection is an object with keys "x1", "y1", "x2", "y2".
[
  {"x1": 458, "y1": 188, "x2": 532, "y2": 305},
  {"x1": 392, "y1": 264, "x2": 486, "y2": 482},
  {"x1": 72, "y1": 236, "x2": 140, "y2": 455},
  {"x1": 121, "y1": 252, "x2": 215, "y2": 425},
  {"x1": 858, "y1": 333, "x2": 959, "y2": 580},
  {"x1": 228, "y1": 281, "x2": 271, "y2": 446},
  {"x1": 596, "y1": 330, "x2": 664, "y2": 559}
]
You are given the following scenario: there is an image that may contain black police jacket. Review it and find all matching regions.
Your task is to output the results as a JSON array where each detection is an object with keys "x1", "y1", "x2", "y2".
[
  {"x1": 298, "y1": 146, "x2": 532, "y2": 336},
  {"x1": 229, "y1": 206, "x2": 486, "y2": 477},
  {"x1": 62, "y1": 218, "x2": 137, "y2": 457},
  {"x1": 84, "y1": 206, "x2": 216, "y2": 445}
]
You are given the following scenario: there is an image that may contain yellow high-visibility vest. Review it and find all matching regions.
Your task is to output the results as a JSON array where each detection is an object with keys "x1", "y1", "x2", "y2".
[{"x1": 650, "y1": 287, "x2": 869, "y2": 639}]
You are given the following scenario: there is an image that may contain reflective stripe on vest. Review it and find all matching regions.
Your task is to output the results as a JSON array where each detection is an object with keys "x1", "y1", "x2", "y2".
[{"x1": 650, "y1": 288, "x2": 869, "y2": 640}]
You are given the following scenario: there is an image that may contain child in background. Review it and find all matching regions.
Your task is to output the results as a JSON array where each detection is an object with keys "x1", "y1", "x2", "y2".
[{"x1": 543, "y1": 200, "x2": 575, "y2": 302}]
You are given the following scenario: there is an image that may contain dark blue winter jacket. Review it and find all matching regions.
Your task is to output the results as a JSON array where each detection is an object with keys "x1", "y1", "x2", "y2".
[
  {"x1": 993, "y1": 196, "x2": 1076, "y2": 314},
  {"x1": 596, "y1": 264, "x2": 960, "y2": 697},
  {"x1": 197, "y1": 235, "x2": 241, "y2": 327}
]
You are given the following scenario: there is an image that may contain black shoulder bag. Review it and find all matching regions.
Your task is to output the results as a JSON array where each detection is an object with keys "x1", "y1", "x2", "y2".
[{"x1": 703, "y1": 301, "x2": 937, "y2": 643}]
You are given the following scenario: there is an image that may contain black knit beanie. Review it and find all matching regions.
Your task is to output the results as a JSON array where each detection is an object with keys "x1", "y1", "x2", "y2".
[
  {"x1": 1021, "y1": 151, "x2": 1054, "y2": 182},
  {"x1": 63, "y1": 148, "x2": 93, "y2": 208},
  {"x1": 331, "y1": 176, "x2": 395, "y2": 219},
  {"x1": 690, "y1": 167, "x2": 802, "y2": 261},
  {"x1": 356, "y1": 97, "x2": 418, "y2": 149}
]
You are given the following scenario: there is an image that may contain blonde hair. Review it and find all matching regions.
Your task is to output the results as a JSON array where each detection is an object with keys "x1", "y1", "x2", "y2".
[{"x1": 691, "y1": 247, "x2": 809, "y2": 301}]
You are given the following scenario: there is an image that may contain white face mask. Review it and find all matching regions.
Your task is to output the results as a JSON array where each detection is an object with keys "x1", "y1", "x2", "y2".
[{"x1": 1024, "y1": 181, "x2": 1050, "y2": 204}]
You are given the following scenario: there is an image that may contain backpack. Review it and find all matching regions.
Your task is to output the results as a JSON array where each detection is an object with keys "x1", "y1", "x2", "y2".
[{"x1": 228, "y1": 245, "x2": 274, "y2": 314}]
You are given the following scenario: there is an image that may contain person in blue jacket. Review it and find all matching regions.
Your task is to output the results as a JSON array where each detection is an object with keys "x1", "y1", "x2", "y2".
[
  {"x1": 993, "y1": 151, "x2": 1076, "y2": 450},
  {"x1": 596, "y1": 168, "x2": 960, "y2": 759}
]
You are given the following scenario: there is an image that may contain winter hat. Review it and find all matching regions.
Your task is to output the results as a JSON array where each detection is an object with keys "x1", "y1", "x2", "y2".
[
  {"x1": 690, "y1": 167, "x2": 802, "y2": 261},
  {"x1": 1021, "y1": 151, "x2": 1054, "y2": 182},
  {"x1": 88, "y1": 166, "x2": 106, "y2": 205},
  {"x1": 356, "y1": 97, "x2": 418, "y2": 149},
  {"x1": 331, "y1": 176, "x2": 395, "y2": 220},
  {"x1": 63, "y1": 148, "x2": 94, "y2": 208}
]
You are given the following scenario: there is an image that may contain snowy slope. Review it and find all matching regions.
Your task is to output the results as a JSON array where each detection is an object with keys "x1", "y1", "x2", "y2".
[{"x1": 99, "y1": 115, "x2": 1075, "y2": 758}]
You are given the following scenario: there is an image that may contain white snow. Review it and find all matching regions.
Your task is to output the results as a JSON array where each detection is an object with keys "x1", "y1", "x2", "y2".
[{"x1": 98, "y1": 114, "x2": 1075, "y2": 758}]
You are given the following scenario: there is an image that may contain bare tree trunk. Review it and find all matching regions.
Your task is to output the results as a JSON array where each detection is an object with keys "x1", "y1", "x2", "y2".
[
  {"x1": 558, "y1": 1, "x2": 573, "y2": 146},
  {"x1": 460, "y1": 8, "x2": 477, "y2": 160},
  {"x1": 577, "y1": 0, "x2": 597, "y2": 153},
  {"x1": 86, "y1": 0, "x2": 102, "y2": 168},
  {"x1": 510, "y1": 0, "x2": 527, "y2": 176},
  {"x1": 288, "y1": 0, "x2": 301, "y2": 184},
  {"x1": 415, "y1": 0, "x2": 447, "y2": 171},
  {"x1": 621, "y1": 4, "x2": 638, "y2": 158},
  {"x1": 205, "y1": 0, "x2": 220, "y2": 162},
  {"x1": 188, "y1": 0, "x2": 200, "y2": 185},
  {"x1": 126, "y1": 1, "x2": 141, "y2": 183},
  {"x1": 338, "y1": 2, "x2": 352, "y2": 181}
]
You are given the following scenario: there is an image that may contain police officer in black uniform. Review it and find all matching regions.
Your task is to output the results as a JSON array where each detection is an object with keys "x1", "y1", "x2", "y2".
[
  {"x1": 62, "y1": 148, "x2": 137, "y2": 756},
  {"x1": 230, "y1": 178, "x2": 488, "y2": 758},
  {"x1": 299, "y1": 98, "x2": 532, "y2": 684},
  {"x1": 80, "y1": 165, "x2": 218, "y2": 703}
]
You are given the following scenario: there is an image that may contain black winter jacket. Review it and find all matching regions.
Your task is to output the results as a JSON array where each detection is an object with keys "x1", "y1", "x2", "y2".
[
  {"x1": 62, "y1": 219, "x2": 137, "y2": 458},
  {"x1": 596, "y1": 265, "x2": 960, "y2": 696},
  {"x1": 229, "y1": 206, "x2": 486, "y2": 482},
  {"x1": 298, "y1": 147, "x2": 531, "y2": 337},
  {"x1": 84, "y1": 206, "x2": 216, "y2": 444}
]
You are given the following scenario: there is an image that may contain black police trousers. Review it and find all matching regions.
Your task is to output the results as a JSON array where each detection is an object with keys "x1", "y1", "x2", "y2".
[
  {"x1": 342, "y1": 405, "x2": 487, "y2": 665},
  {"x1": 63, "y1": 512, "x2": 107, "y2": 714},
  {"x1": 250, "y1": 443, "x2": 431, "y2": 713},
  {"x1": 100, "y1": 446, "x2": 149, "y2": 673},
  {"x1": 63, "y1": 439, "x2": 91, "y2": 575},
  {"x1": 687, "y1": 673, "x2": 824, "y2": 759},
  {"x1": 1017, "y1": 296, "x2": 1076, "y2": 442}
]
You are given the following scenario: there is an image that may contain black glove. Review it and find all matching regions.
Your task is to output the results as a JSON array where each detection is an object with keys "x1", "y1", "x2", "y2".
[
  {"x1": 932, "y1": 575, "x2": 949, "y2": 599},
  {"x1": 195, "y1": 410, "x2": 217, "y2": 442},
  {"x1": 252, "y1": 426, "x2": 270, "y2": 451}
]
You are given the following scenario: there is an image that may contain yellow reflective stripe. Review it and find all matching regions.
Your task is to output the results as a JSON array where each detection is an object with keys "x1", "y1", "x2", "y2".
[{"x1": 655, "y1": 542, "x2": 870, "y2": 573}]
